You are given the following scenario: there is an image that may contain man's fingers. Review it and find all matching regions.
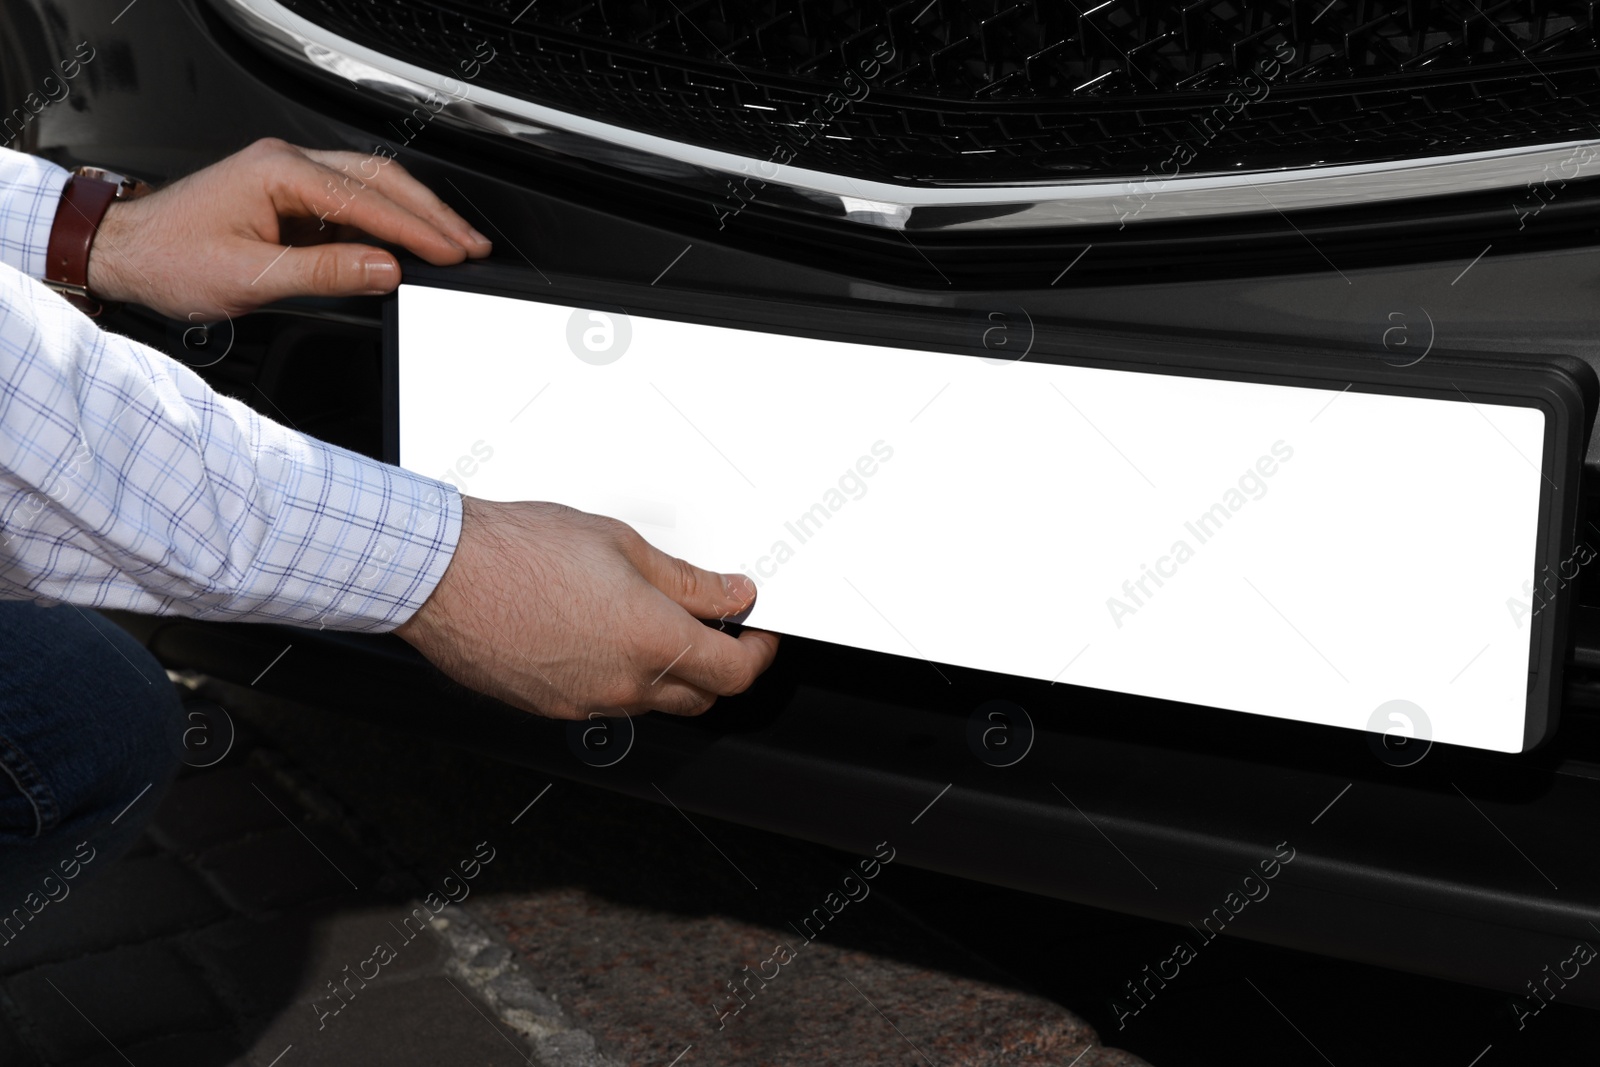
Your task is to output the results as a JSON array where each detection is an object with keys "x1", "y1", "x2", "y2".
[
  {"x1": 638, "y1": 677, "x2": 721, "y2": 717},
  {"x1": 268, "y1": 153, "x2": 469, "y2": 266},
  {"x1": 300, "y1": 147, "x2": 491, "y2": 257},
  {"x1": 651, "y1": 614, "x2": 781, "y2": 698},
  {"x1": 626, "y1": 534, "x2": 758, "y2": 622},
  {"x1": 248, "y1": 243, "x2": 400, "y2": 303},
  {"x1": 621, "y1": 530, "x2": 777, "y2": 695}
]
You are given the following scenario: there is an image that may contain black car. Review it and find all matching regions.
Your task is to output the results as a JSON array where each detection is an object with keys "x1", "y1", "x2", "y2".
[{"x1": 9, "y1": 0, "x2": 1600, "y2": 1030}]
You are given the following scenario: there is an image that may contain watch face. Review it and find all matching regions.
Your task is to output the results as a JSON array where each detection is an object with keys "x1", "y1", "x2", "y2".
[{"x1": 72, "y1": 166, "x2": 151, "y2": 198}]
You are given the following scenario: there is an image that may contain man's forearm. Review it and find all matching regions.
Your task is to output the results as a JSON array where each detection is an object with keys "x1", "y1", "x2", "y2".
[{"x1": 0, "y1": 257, "x2": 461, "y2": 631}]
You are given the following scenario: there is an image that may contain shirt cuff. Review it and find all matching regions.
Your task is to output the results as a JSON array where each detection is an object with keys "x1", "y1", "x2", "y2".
[
  {"x1": 243, "y1": 430, "x2": 465, "y2": 633},
  {"x1": 0, "y1": 151, "x2": 69, "y2": 280}
]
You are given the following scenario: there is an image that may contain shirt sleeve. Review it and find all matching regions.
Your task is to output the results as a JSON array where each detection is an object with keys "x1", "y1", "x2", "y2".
[
  {"x1": 0, "y1": 257, "x2": 463, "y2": 632},
  {"x1": 0, "y1": 147, "x2": 69, "y2": 280}
]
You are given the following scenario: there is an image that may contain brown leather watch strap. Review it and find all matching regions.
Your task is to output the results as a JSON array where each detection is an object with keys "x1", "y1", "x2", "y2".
[{"x1": 45, "y1": 175, "x2": 120, "y2": 314}]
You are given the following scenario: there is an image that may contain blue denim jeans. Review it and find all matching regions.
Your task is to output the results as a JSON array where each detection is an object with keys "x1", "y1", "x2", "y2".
[{"x1": 0, "y1": 600, "x2": 185, "y2": 904}]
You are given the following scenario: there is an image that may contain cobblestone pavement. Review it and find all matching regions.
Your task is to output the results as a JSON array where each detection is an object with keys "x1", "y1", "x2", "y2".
[
  {"x1": 0, "y1": 685, "x2": 621, "y2": 1066},
  {"x1": 0, "y1": 675, "x2": 1151, "y2": 1066},
  {"x1": 6, "y1": 673, "x2": 1597, "y2": 1067}
]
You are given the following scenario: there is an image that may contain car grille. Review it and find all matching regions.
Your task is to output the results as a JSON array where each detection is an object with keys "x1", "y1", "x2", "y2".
[{"x1": 279, "y1": 0, "x2": 1600, "y2": 183}]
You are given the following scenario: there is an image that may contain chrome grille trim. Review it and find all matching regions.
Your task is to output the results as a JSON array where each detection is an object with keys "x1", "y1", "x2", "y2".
[{"x1": 214, "y1": 0, "x2": 1600, "y2": 233}]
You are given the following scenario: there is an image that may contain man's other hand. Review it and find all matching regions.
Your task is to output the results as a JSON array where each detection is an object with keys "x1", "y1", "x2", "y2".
[
  {"x1": 86, "y1": 137, "x2": 492, "y2": 318},
  {"x1": 393, "y1": 497, "x2": 781, "y2": 720}
]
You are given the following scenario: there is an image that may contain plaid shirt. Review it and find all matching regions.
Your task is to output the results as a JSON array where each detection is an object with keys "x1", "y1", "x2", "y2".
[{"x1": 0, "y1": 149, "x2": 461, "y2": 632}]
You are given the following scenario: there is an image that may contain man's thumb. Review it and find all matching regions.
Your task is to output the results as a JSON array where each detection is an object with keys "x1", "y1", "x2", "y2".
[
  {"x1": 251, "y1": 244, "x2": 398, "y2": 302},
  {"x1": 630, "y1": 538, "x2": 756, "y2": 621}
]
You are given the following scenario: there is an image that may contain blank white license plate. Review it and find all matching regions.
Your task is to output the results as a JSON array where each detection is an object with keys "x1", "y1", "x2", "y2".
[{"x1": 395, "y1": 282, "x2": 1573, "y2": 753}]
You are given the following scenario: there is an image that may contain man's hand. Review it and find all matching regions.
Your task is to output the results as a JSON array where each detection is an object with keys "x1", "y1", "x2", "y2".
[
  {"x1": 86, "y1": 138, "x2": 492, "y2": 319},
  {"x1": 393, "y1": 497, "x2": 780, "y2": 719}
]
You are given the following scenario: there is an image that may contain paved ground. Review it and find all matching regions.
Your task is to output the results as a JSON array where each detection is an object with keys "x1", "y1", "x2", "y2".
[
  {"x1": 0, "y1": 675, "x2": 1151, "y2": 1066},
  {"x1": 0, "y1": 683, "x2": 615, "y2": 1066},
  {"x1": 4, "y1": 673, "x2": 1598, "y2": 1066}
]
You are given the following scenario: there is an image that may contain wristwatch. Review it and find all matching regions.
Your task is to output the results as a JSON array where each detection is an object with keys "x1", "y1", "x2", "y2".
[{"x1": 43, "y1": 166, "x2": 152, "y2": 317}]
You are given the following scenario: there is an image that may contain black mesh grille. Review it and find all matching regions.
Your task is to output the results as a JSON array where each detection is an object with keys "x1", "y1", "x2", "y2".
[{"x1": 277, "y1": 0, "x2": 1600, "y2": 182}]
